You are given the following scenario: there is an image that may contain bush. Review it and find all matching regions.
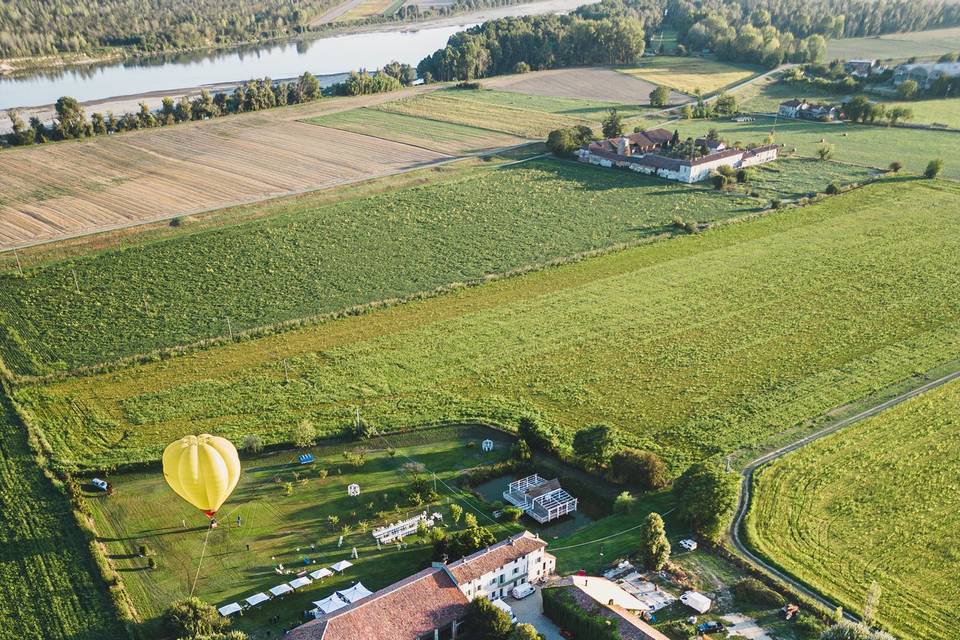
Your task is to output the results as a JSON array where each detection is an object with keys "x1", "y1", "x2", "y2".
[
  {"x1": 148, "y1": 557, "x2": 157, "y2": 570},
  {"x1": 517, "y1": 415, "x2": 560, "y2": 453},
  {"x1": 465, "y1": 595, "x2": 512, "y2": 640},
  {"x1": 170, "y1": 216, "x2": 184, "y2": 227},
  {"x1": 608, "y1": 449, "x2": 669, "y2": 491},
  {"x1": 736, "y1": 168, "x2": 752, "y2": 183},
  {"x1": 613, "y1": 491, "x2": 636, "y2": 513},
  {"x1": 164, "y1": 598, "x2": 227, "y2": 638},
  {"x1": 242, "y1": 434, "x2": 263, "y2": 453},
  {"x1": 712, "y1": 173, "x2": 731, "y2": 190},
  {"x1": 454, "y1": 81, "x2": 482, "y2": 90},
  {"x1": 825, "y1": 182, "x2": 840, "y2": 195},
  {"x1": 888, "y1": 161, "x2": 903, "y2": 173},
  {"x1": 546, "y1": 125, "x2": 594, "y2": 157},
  {"x1": 292, "y1": 420, "x2": 316, "y2": 448},
  {"x1": 502, "y1": 506, "x2": 523, "y2": 522},
  {"x1": 733, "y1": 578, "x2": 786, "y2": 608},
  {"x1": 925, "y1": 158, "x2": 944, "y2": 178},
  {"x1": 649, "y1": 85, "x2": 670, "y2": 107},
  {"x1": 542, "y1": 588, "x2": 620, "y2": 640},
  {"x1": 771, "y1": 198, "x2": 784, "y2": 209},
  {"x1": 513, "y1": 61, "x2": 531, "y2": 74}
]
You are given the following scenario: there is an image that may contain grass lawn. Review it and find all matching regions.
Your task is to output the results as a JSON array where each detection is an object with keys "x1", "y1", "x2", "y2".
[
  {"x1": 618, "y1": 56, "x2": 759, "y2": 95},
  {"x1": 0, "y1": 156, "x2": 763, "y2": 378},
  {"x1": 740, "y1": 158, "x2": 879, "y2": 201},
  {"x1": 16, "y1": 179, "x2": 960, "y2": 474},
  {"x1": 375, "y1": 91, "x2": 594, "y2": 138},
  {"x1": 747, "y1": 378, "x2": 960, "y2": 640},
  {"x1": 304, "y1": 108, "x2": 525, "y2": 154},
  {"x1": 883, "y1": 96, "x2": 960, "y2": 129},
  {"x1": 448, "y1": 88, "x2": 649, "y2": 120},
  {"x1": 826, "y1": 26, "x2": 960, "y2": 61},
  {"x1": 668, "y1": 115, "x2": 960, "y2": 178},
  {"x1": 87, "y1": 425, "x2": 523, "y2": 638},
  {"x1": 0, "y1": 388, "x2": 124, "y2": 640}
]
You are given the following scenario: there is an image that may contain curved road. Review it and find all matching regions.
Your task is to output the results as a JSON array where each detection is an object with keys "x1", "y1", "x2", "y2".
[{"x1": 729, "y1": 367, "x2": 960, "y2": 620}]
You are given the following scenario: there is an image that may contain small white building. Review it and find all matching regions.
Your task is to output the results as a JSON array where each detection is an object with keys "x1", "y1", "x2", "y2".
[
  {"x1": 680, "y1": 590, "x2": 712, "y2": 614},
  {"x1": 442, "y1": 530, "x2": 555, "y2": 601}
]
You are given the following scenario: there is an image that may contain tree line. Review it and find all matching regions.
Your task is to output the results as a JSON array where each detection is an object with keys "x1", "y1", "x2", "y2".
[{"x1": 2, "y1": 67, "x2": 409, "y2": 148}]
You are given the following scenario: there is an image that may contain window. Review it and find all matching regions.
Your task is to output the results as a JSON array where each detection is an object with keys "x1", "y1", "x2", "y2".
[
  {"x1": 499, "y1": 575, "x2": 505, "y2": 584},
  {"x1": 513, "y1": 567, "x2": 519, "y2": 575}
]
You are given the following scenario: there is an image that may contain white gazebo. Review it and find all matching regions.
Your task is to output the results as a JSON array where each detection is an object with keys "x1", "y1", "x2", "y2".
[
  {"x1": 481, "y1": 439, "x2": 494, "y2": 452},
  {"x1": 330, "y1": 560, "x2": 353, "y2": 572},
  {"x1": 218, "y1": 602, "x2": 243, "y2": 617},
  {"x1": 245, "y1": 592, "x2": 270, "y2": 607},
  {"x1": 337, "y1": 581, "x2": 373, "y2": 603},
  {"x1": 309, "y1": 567, "x2": 334, "y2": 580},
  {"x1": 269, "y1": 583, "x2": 294, "y2": 597},
  {"x1": 289, "y1": 576, "x2": 313, "y2": 590},
  {"x1": 313, "y1": 593, "x2": 349, "y2": 615}
]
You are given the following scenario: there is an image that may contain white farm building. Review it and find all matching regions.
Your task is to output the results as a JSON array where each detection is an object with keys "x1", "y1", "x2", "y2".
[{"x1": 503, "y1": 474, "x2": 578, "y2": 523}]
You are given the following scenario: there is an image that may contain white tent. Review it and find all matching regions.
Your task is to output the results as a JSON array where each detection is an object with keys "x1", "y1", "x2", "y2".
[
  {"x1": 337, "y1": 582, "x2": 373, "y2": 603},
  {"x1": 330, "y1": 560, "x2": 353, "y2": 572},
  {"x1": 680, "y1": 591, "x2": 712, "y2": 614},
  {"x1": 245, "y1": 593, "x2": 271, "y2": 607},
  {"x1": 270, "y1": 583, "x2": 294, "y2": 597},
  {"x1": 289, "y1": 576, "x2": 313, "y2": 590},
  {"x1": 309, "y1": 568, "x2": 334, "y2": 580},
  {"x1": 313, "y1": 593, "x2": 349, "y2": 614},
  {"x1": 218, "y1": 602, "x2": 243, "y2": 617}
]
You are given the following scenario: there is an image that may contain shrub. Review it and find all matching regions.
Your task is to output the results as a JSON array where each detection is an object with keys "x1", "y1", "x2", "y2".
[
  {"x1": 711, "y1": 173, "x2": 730, "y2": 190},
  {"x1": 771, "y1": 198, "x2": 784, "y2": 209},
  {"x1": 816, "y1": 143, "x2": 834, "y2": 160},
  {"x1": 572, "y1": 424, "x2": 619, "y2": 468},
  {"x1": 733, "y1": 578, "x2": 786, "y2": 608},
  {"x1": 502, "y1": 506, "x2": 523, "y2": 522},
  {"x1": 513, "y1": 438, "x2": 532, "y2": 462},
  {"x1": 164, "y1": 597, "x2": 228, "y2": 638},
  {"x1": 282, "y1": 482, "x2": 294, "y2": 496},
  {"x1": 608, "y1": 449, "x2": 669, "y2": 491},
  {"x1": 736, "y1": 168, "x2": 752, "y2": 183},
  {"x1": 170, "y1": 216, "x2": 184, "y2": 227},
  {"x1": 454, "y1": 81, "x2": 482, "y2": 90},
  {"x1": 542, "y1": 588, "x2": 620, "y2": 640},
  {"x1": 825, "y1": 182, "x2": 840, "y2": 195},
  {"x1": 513, "y1": 61, "x2": 531, "y2": 74},
  {"x1": 925, "y1": 158, "x2": 944, "y2": 179},
  {"x1": 242, "y1": 434, "x2": 263, "y2": 453},
  {"x1": 517, "y1": 415, "x2": 560, "y2": 453},
  {"x1": 613, "y1": 491, "x2": 636, "y2": 514},
  {"x1": 650, "y1": 85, "x2": 670, "y2": 107},
  {"x1": 465, "y1": 594, "x2": 513, "y2": 640},
  {"x1": 888, "y1": 161, "x2": 903, "y2": 173},
  {"x1": 546, "y1": 125, "x2": 594, "y2": 157}
]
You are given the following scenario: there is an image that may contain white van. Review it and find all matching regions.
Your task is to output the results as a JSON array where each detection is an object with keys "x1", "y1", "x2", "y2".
[
  {"x1": 511, "y1": 583, "x2": 535, "y2": 600},
  {"x1": 491, "y1": 598, "x2": 517, "y2": 623},
  {"x1": 91, "y1": 478, "x2": 109, "y2": 491}
]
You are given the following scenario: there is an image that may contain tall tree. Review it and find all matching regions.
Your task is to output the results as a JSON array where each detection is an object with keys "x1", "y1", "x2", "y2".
[
  {"x1": 573, "y1": 424, "x2": 620, "y2": 468},
  {"x1": 637, "y1": 512, "x2": 671, "y2": 570},
  {"x1": 54, "y1": 96, "x2": 87, "y2": 139},
  {"x1": 673, "y1": 461, "x2": 739, "y2": 543}
]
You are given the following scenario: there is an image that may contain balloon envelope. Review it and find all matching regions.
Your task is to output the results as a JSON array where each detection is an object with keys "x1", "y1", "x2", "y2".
[{"x1": 162, "y1": 434, "x2": 241, "y2": 516}]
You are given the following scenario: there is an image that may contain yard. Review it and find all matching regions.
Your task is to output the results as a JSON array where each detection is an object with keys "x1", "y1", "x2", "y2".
[
  {"x1": 15, "y1": 180, "x2": 960, "y2": 476},
  {"x1": 747, "y1": 378, "x2": 960, "y2": 640},
  {"x1": 668, "y1": 115, "x2": 960, "y2": 178},
  {"x1": 618, "y1": 57, "x2": 759, "y2": 95},
  {"x1": 86, "y1": 425, "x2": 524, "y2": 638}
]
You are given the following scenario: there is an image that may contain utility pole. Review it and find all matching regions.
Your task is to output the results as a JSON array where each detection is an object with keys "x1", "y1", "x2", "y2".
[
  {"x1": 226, "y1": 316, "x2": 233, "y2": 341},
  {"x1": 13, "y1": 248, "x2": 23, "y2": 277},
  {"x1": 283, "y1": 358, "x2": 289, "y2": 384},
  {"x1": 72, "y1": 269, "x2": 80, "y2": 294}
]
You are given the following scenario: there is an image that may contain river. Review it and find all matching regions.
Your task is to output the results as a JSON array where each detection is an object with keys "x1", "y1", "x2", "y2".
[{"x1": 0, "y1": 0, "x2": 593, "y2": 112}]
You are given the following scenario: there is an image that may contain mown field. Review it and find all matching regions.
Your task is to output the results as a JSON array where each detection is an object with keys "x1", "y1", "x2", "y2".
[
  {"x1": 375, "y1": 91, "x2": 594, "y2": 138},
  {"x1": 670, "y1": 115, "x2": 960, "y2": 178},
  {"x1": 0, "y1": 388, "x2": 124, "y2": 640},
  {"x1": 826, "y1": 26, "x2": 960, "y2": 60},
  {"x1": 882, "y1": 96, "x2": 960, "y2": 129},
  {"x1": 482, "y1": 67, "x2": 680, "y2": 104},
  {"x1": 15, "y1": 179, "x2": 960, "y2": 472},
  {"x1": 334, "y1": 0, "x2": 397, "y2": 21},
  {"x1": 305, "y1": 107, "x2": 526, "y2": 154},
  {"x1": 0, "y1": 155, "x2": 764, "y2": 377},
  {"x1": 741, "y1": 158, "x2": 878, "y2": 201},
  {"x1": 747, "y1": 378, "x2": 960, "y2": 640},
  {"x1": 88, "y1": 425, "x2": 522, "y2": 637},
  {"x1": 450, "y1": 89, "x2": 649, "y2": 120},
  {"x1": 618, "y1": 56, "x2": 759, "y2": 94}
]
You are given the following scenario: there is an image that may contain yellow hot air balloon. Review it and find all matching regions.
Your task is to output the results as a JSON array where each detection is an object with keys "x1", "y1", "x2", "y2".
[{"x1": 163, "y1": 434, "x2": 241, "y2": 517}]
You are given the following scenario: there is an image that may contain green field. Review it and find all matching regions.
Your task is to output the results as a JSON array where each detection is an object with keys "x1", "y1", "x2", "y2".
[
  {"x1": 87, "y1": 425, "x2": 526, "y2": 637},
  {"x1": 618, "y1": 56, "x2": 759, "y2": 94},
  {"x1": 375, "y1": 91, "x2": 593, "y2": 138},
  {"x1": 882, "y1": 96, "x2": 960, "y2": 129},
  {"x1": 0, "y1": 388, "x2": 124, "y2": 640},
  {"x1": 305, "y1": 107, "x2": 525, "y2": 154},
  {"x1": 741, "y1": 158, "x2": 879, "y2": 201},
  {"x1": 826, "y1": 26, "x2": 960, "y2": 60},
  {"x1": 448, "y1": 89, "x2": 649, "y2": 120},
  {"x1": 0, "y1": 156, "x2": 764, "y2": 378},
  {"x1": 670, "y1": 115, "x2": 960, "y2": 178},
  {"x1": 747, "y1": 378, "x2": 960, "y2": 640},
  {"x1": 15, "y1": 179, "x2": 960, "y2": 472}
]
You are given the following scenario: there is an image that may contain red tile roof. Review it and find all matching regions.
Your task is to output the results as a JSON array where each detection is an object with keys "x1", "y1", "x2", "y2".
[
  {"x1": 286, "y1": 567, "x2": 469, "y2": 640},
  {"x1": 447, "y1": 531, "x2": 546, "y2": 584}
]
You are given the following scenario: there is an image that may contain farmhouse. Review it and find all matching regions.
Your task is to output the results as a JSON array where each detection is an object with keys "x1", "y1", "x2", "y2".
[
  {"x1": 503, "y1": 473, "x2": 578, "y2": 523},
  {"x1": 893, "y1": 61, "x2": 960, "y2": 88},
  {"x1": 778, "y1": 99, "x2": 841, "y2": 121},
  {"x1": 844, "y1": 59, "x2": 876, "y2": 78},
  {"x1": 578, "y1": 129, "x2": 778, "y2": 184},
  {"x1": 588, "y1": 127, "x2": 673, "y2": 156},
  {"x1": 288, "y1": 531, "x2": 555, "y2": 639}
]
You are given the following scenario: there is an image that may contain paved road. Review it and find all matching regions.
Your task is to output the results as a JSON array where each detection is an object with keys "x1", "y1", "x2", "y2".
[
  {"x1": 509, "y1": 588, "x2": 565, "y2": 640},
  {"x1": 729, "y1": 368, "x2": 960, "y2": 620}
]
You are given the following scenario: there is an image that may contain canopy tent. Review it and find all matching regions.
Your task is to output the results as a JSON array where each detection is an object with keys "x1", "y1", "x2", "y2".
[
  {"x1": 313, "y1": 593, "x2": 349, "y2": 614},
  {"x1": 299, "y1": 453, "x2": 315, "y2": 464},
  {"x1": 330, "y1": 560, "x2": 353, "y2": 572},
  {"x1": 289, "y1": 576, "x2": 313, "y2": 590},
  {"x1": 680, "y1": 591, "x2": 712, "y2": 614},
  {"x1": 245, "y1": 593, "x2": 271, "y2": 607},
  {"x1": 218, "y1": 603, "x2": 243, "y2": 617},
  {"x1": 337, "y1": 582, "x2": 373, "y2": 603},
  {"x1": 270, "y1": 583, "x2": 294, "y2": 597},
  {"x1": 309, "y1": 568, "x2": 334, "y2": 580}
]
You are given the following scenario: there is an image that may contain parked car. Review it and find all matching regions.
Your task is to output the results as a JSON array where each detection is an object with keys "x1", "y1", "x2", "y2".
[
  {"x1": 512, "y1": 583, "x2": 535, "y2": 600},
  {"x1": 91, "y1": 478, "x2": 109, "y2": 491},
  {"x1": 697, "y1": 621, "x2": 725, "y2": 634},
  {"x1": 678, "y1": 538, "x2": 698, "y2": 551}
]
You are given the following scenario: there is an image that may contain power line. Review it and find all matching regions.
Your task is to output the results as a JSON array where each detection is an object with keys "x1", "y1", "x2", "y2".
[{"x1": 548, "y1": 508, "x2": 676, "y2": 552}]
